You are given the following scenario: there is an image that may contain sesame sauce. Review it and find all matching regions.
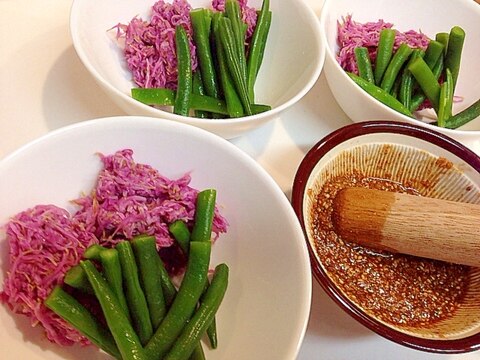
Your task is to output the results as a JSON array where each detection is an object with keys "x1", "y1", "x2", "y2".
[{"x1": 310, "y1": 172, "x2": 469, "y2": 328}]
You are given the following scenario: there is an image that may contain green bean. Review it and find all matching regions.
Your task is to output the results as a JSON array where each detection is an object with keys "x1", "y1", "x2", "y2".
[
  {"x1": 164, "y1": 263, "x2": 229, "y2": 360},
  {"x1": 99, "y1": 248, "x2": 131, "y2": 320},
  {"x1": 390, "y1": 75, "x2": 401, "y2": 99},
  {"x1": 190, "y1": 9, "x2": 220, "y2": 100},
  {"x1": 212, "y1": 12, "x2": 244, "y2": 118},
  {"x1": 348, "y1": 72, "x2": 414, "y2": 118},
  {"x1": 251, "y1": 103, "x2": 271, "y2": 114},
  {"x1": 423, "y1": 40, "x2": 445, "y2": 69},
  {"x1": 116, "y1": 240, "x2": 153, "y2": 345},
  {"x1": 81, "y1": 260, "x2": 147, "y2": 360},
  {"x1": 192, "y1": 71, "x2": 209, "y2": 118},
  {"x1": 83, "y1": 244, "x2": 107, "y2": 261},
  {"x1": 131, "y1": 235, "x2": 167, "y2": 330},
  {"x1": 189, "y1": 344, "x2": 206, "y2": 360},
  {"x1": 435, "y1": 32, "x2": 449, "y2": 54},
  {"x1": 134, "y1": 236, "x2": 206, "y2": 359},
  {"x1": 63, "y1": 264, "x2": 93, "y2": 294},
  {"x1": 201, "y1": 280, "x2": 218, "y2": 349},
  {"x1": 380, "y1": 43, "x2": 413, "y2": 94},
  {"x1": 354, "y1": 47, "x2": 375, "y2": 83},
  {"x1": 437, "y1": 68, "x2": 454, "y2": 127},
  {"x1": 408, "y1": 57, "x2": 441, "y2": 110},
  {"x1": 399, "y1": 49, "x2": 423, "y2": 109},
  {"x1": 444, "y1": 98, "x2": 480, "y2": 129},
  {"x1": 445, "y1": 26, "x2": 465, "y2": 90},
  {"x1": 174, "y1": 25, "x2": 192, "y2": 116},
  {"x1": 409, "y1": 55, "x2": 444, "y2": 112},
  {"x1": 157, "y1": 255, "x2": 177, "y2": 307},
  {"x1": 191, "y1": 189, "x2": 216, "y2": 243},
  {"x1": 218, "y1": 17, "x2": 252, "y2": 115},
  {"x1": 145, "y1": 241, "x2": 211, "y2": 359},
  {"x1": 45, "y1": 286, "x2": 121, "y2": 359},
  {"x1": 374, "y1": 28, "x2": 396, "y2": 85},
  {"x1": 225, "y1": 0, "x2": 248, "y2": 83},
  {"x1": 131, "y1": 88, "x2": 229, "y2": 115},
  {"x1": 247, "y1": 0, "x2": 271, "y2": 101},
  {"x1": 169, "y1": 220, "x2": 191, "y2": 255}
]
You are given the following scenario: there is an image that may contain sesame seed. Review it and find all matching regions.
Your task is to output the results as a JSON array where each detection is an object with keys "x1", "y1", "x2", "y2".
[{"x1": 310, "y1": 173, "x2": 469, "y2": 328}]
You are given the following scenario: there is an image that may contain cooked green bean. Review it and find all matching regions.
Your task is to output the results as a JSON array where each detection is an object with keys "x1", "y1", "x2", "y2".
[
  {"x1": 157, "y1": 255, "x2": 177, "y2": 307},
  {"x1": 435, "y1": 32, "x2": 449, "y2": 54},
  {"x1": 116, "y1": 240, "x2": 153, "y2": 345},
  {"x1": 348, "y1": 72, "x2": 413, "y2": 117},
  {"x1": 169, "y1": 220, "x2": 191, "y2": 255},
  {"x1": 191, "y1": 189, "x2": 216, "y2": 243},
  {"x1": 192, "y1": 71, "x2": 209, "y2": 118},
  {"x1": 212, "y1": 12, "x2": 244, "y2": 118},
  {"x1": 145, "y1": 241, "x2": 211, "y2": 359},
  {"x1": 225, "y1": 0, "x2": 248, "y2": 83},
  {"x1": 380, "y1": 43, "x2": 413, "y2": 94},
  {"x1": 164, "y1": 263, "x2": 229, "y2": 360},
  {"x1": 437, "y1": 68, "x2": 454, "y2": 127},
  {"x1": 99, "y1": 248, "x2": 131, "y2": 320},
  {"x1": 374, "y1": 28, "x2": 396, "y2": 85},
  {"x1": 189, "y1": 344, "x2": 206, "y2": 360},
  {"x1": 399, "y1": 49, "x2": 423, "y2": 109},
  {"x1": 409, "y1": 55, "x2": 444, "y2": 112},
  {"x1": 132, "y1": 235, "x2": 167, "y2": 329},
  {"x1": 201, "y1": 279, "x2": 218, "y2": 349},
  {"x1": 190, "y1": 9, "x2": 220, "y2": 100},
  {"x1": 45, "y1": 286, "x2": 121, "y2": 359},
  {"x1": 83, "y1": 244, "x2": 107, "y2": 261},
  {"x1": 408, "y1": 57, "x2": 441, "y2": 110},
  {"x1": 131, "y1": 88, "x2": 229, "y2": 115},
  {"x1": 390, "y1": 75, "x2": 401, "y2": 99},
  {"x1": 174, "y1": 25, "x2": 192, "y2": 116},
  {"x1": 81, "y1": 260, "x2": 147, "y2": 360},
  {"x1": 247, "y1": 0, "x2": 271, "y2": 101},
  {"x1": 63, "y1": 264, "x2": 93, "y2": 294},
  {"x1": 445, "y1": 26, "x2": 465, "y2": 90},
  {"x1": 218, "y1": 17, "x2": 252, "y2": 115},
  {"x1": 444, "y1": 98, "x2": 480, "y2": 129},
  {"x1": 354, "y1": 47, "x2": 374, "y2": 83},
  {"x1": 423, "y1": 40, "x2": 445, "y2": 69}
]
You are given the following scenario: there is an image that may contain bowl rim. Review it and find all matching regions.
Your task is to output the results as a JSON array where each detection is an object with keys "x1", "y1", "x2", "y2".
[
  {"x1": 319, "y1": 0, "x2": 480, "y2": 137},
  {"x1": 291, "y1": 120, "x2": 480, "y2": 354},
  {"x1": 1, "y1": 115, "x2": 313, "y2": 359},
  {"x1": 69, "y1": 0, "x2": 325, "y2": 126}
]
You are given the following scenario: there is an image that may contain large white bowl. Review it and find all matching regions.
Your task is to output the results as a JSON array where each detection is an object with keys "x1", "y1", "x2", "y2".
[
  {"x1": 70, "y1": 0, "x2": 324, "y2": 139},
  {"x1": 0, "y1": 116, "x2": 311, "y2": 359},
  {"x1": 320, "y1": 0, "x2": 480, "y2": 151}
]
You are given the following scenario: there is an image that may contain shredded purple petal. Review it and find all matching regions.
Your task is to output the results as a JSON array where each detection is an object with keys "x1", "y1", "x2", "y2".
[
  {"x1": 115, "y1": 0, "x2": 198, "y2": 89},
  {"x1": 0, "y1": 205, "x2": 97, "y2": 346},
  {"x1": 212, "y1": 0, "x2": 258, "y2": 38},
  {"x1": 1, "y1": 149, "x2": 228, "y2": 347},
  {"x1": 114, "y1": 0, "x2": 258, "y2": 89},
  {"x1": 337, "y1": 15, "x2": 430, "y2": 74}
]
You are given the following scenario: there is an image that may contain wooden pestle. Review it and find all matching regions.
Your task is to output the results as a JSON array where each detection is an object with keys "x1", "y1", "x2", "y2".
[{"x1": 331, "y1": 187, "x2": 480, "y2": 267}]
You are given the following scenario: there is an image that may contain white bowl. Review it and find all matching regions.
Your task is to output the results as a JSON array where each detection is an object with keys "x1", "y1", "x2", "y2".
[
  {"x1": 320, "y1": 0, "x2": 480, "y2": 151},
  {"x1": 0, "y1": 116, "x2": 311, "y2": 359},
  {"x1": 69, "y1": 0, "x2": 324, "y2": 139}
]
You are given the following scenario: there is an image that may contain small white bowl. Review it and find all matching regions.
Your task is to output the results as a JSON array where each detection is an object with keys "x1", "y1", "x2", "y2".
[
  {"x1": 70, "y1": 0, "x2": 324, "y2": 139},
  {"x1": 320, "y1": 0, "x2": 480, "y2": 150},
  {"x1": 0, "y1": 116, "x2": 311, "y2": 359}
]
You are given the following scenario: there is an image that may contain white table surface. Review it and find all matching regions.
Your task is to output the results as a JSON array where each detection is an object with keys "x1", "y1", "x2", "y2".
[{"x1": 1, "y1": 0, "x2": 479, "y2": 359}]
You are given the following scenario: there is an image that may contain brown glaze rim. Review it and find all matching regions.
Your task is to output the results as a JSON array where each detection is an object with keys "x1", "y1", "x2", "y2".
[{"x1": 291, "y1": 120, "x2": 480, "y2": 354}]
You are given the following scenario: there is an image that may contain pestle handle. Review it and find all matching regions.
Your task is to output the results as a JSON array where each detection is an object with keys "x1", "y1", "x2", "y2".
[{"x1": 331, "y1": 187, "x2": 480, "y2": 267}]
